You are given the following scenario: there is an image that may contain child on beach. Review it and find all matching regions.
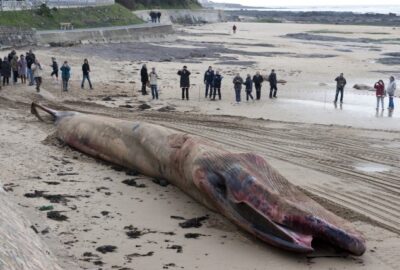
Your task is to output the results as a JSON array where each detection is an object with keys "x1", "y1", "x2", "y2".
[
  {"x1": 60, "y1": 61, "x2": 71, "y2": 92},
  {"x1": 18, "y1": 54, "x2": 27, "y2": 84},
  {"x1": 387, "y1": 76, "x2": 396, "y2": 110},
  {"x1": 50, "y1": 57, "x2": 59, "y2": 81}
]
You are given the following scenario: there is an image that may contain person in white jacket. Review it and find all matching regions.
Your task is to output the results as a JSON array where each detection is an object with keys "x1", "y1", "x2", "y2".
[
  {"x1": 387, "y1": 76, "x2": 396, "y2": 110},
  {"x1": 149, "y1": 67, "x2": 159, "y2": 100},
  {"x1": 31, "y1": 59, "x2": 43, "y2": 92}
]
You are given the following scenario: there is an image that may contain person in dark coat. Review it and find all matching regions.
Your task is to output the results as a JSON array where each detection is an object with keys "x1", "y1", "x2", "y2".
[
  {"x1": 1, "y1": 57, "x2": 11, "y2": 86},
  {"x1": 149, "y1": 11, "x2": 156, "y2": 23},
  {"x1": 268, "y1": 69, "x2": 278, "y2": 98},
  {"x1": 204, "y1": 66, "x2": 214, "y2": 99},
  {"x1": 157, "y1": 12, "x2": 162, "y2": 23},
  {"x1": 244, "y1": 74, "x2": 254, "y2": 101},
  {"x1": 60, "y1": 61, "x2": 71, "y2": 92},
  {"x1": 140, "y1": 64, "x2": 149, "y2": 95},
  {"x1": 26, "y1": 50, "x2": 36, "y2": 86},
  {"x1": 252, "y1": 71, "x2": 264, "y2": 100},
  {"x1": 81, "y1": 59, "x2": 93, "y2": 89},
  {"x1": 212, "y1": 70, "x2": 223, "y2": 100},
  {"x1": 177, "y1": 66, "x2": 191, "y2": 100},
  {"x1": 334, "y1": 73, "x2": 347, "y2": 104},
  {"x1": 233, "y1": 25, "x2": 237, "y2": 34},
  {"x1": 50, "y1": 57, "x2": 59, "y2": 80},
  {"x1": 8, "y1": 50, "x2": 16, "y2": 62},
  {"x1": 233, "y1": 73, "x2": 243, "y2": 104}
]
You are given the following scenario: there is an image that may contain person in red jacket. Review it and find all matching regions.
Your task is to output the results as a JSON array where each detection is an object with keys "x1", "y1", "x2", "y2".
[{"x1": 374, "y1": 80, "x2": 385, "y2": 110}]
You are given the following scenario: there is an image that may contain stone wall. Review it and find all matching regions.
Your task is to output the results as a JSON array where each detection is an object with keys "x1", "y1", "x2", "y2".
[
  {"x1": 35, "y1": 23, "x2": 174, "y2": 46},
  {"x1": 134, "y1": 9, "x2": 226, "y2": 24},
  {"x1": 0, "y1": 187, "x2": 63, "y2": 270},
  {"x1": 0, "y1": 27, "x2": 36, "y2": 49}
]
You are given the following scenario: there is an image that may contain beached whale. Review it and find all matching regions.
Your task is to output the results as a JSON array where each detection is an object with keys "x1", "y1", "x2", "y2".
[{"x1": 31, "y1": 102, "x2": 366, "y2": 256}]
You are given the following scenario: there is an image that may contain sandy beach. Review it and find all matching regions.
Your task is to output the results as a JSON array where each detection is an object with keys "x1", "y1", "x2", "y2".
[{"x1": 0, "y1": 22, "x2": 399, "y2": 270}]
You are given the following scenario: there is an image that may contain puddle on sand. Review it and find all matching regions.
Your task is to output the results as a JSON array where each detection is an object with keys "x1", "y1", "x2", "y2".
[{"x1": 354, "y1": 163, "x2": 392, "y2": 173}]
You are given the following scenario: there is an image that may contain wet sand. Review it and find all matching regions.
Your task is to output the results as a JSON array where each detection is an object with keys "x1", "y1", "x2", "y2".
[{"x1": 0, "y1": 22, "x2": 400, "y2": 270}]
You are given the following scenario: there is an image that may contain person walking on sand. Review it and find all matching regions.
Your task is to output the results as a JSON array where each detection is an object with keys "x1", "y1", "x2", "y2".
[
  {"x1": 81, "y1": 59, "x2": 93, "y2": 90},
  {"x1": 149, "y1": 67, "x2": 159, "y2": 100},
  {"x1": 374, "y1": 80, "x2": 385, "y2": 110},
  {"x1": 0, "y1": 58, "x2": 2, "y2": 90},
  {"x1": 387, "y1": 76, "x2": 396, "y2": 110},
  {"x1": 233, "y1": 73, "x2": 243, "y2": 104},
  {"x1": 232, "y1": 25, "x2": 237, "y2": 34},
  {"x1": 253, "y1": 71, "x2": 264, "y2": 100},
  {"x1": 50, "y1": 57, "x2": 59, "y2": 81},
  {"x1": 212, "y1": 70, "x2": 223, "y2": 100},
  {"x1": 334, "y1": 73, "x2": 347, "y2": 104},
  {"x1": 140, "y1": 64, "x2": 149, "y2": 95},
  {"x1": 244, "y1": 74, "x2": 254, "y2": 101},
  {"x1": 31, "y1": 59, "x2": 43, "y2": 92},
  {"x1": 178, "y1": 66, "x2": 191, "y2": 100},
  {"x1": 60, "y1": 61, "x2": 71, "y2": 92},
  {"x1": 268, "y1": 69, "x2": 278, "y2": 98},
  {"x1": 204, "y1": 66, "x2": 215, "y2": 99},
  {"x1": 18, "y1": 54, "x2": 27, "y2": 84},
  {"x1": 11, "y1": 55, "x2": 19, "y2": 84},
  {"x1": 1, "y1": 57, "x2": 11, "y2": 86},
  {"x1": 26, "y1": 49, "x2": 36, "y2": 86}
]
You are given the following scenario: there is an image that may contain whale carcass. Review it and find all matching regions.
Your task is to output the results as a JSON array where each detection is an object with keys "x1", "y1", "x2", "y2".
[{"x1": 31, "y1": 102, "x2": 366, "y2": 256}]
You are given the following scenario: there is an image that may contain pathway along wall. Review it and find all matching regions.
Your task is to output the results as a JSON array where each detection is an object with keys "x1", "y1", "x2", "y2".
[
  {"x1": 35, "y1": 23, "x2": 174, "y2": 46},
  {"x1": 0, "y1": 187, "x2": 63, "y2": 270},
  {"x1": 134, "y1": 9, "x2": 226, "y2": 24},
  {"x1": 0, "y1": 27, "x2": 36, "y2": 49}
]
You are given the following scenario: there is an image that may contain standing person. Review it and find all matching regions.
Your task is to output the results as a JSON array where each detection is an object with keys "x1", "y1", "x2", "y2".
[
  {"x1": 0, "y1": 58, "x2": 2, "y2": 90},
  {"x1": 81, "y1": 59, "x2": 93, "y2": 89},
  {"x1": 140, "y1": 64, "x2": 149, "y2": 95},
  {"x1": 212, "y1": 70, "x2": 223, "y2": 100},
  {"x1": 11, "y1": 55, "x2": 19, "y2": 84},
  {"x1": 244, "y1": 74, "x2": 254, "y2": 101},
  {"x1": 387, "y1": 76, "x2": 396, "y2": 110},
  {"x1": 1, "y1": 57, "x2": 11, "y2": 86},
  {"x1": 149, "y1": 67, "x2": 159, "y2": 100},
  {"x1": 157, "y1": 11, "x2": 162, "y2": 23},
  {"x1": 374, "y1": 80, "x2": 385, "y2": 110},
  {"x1": 232, "y1": 25, "x2": 237, "y2": 34},
  {"x1": 253, "y1": 71, "x2": 264, "y2": 100},
  {"x1": 31, "y1": 59, "x2": 43, "y2": 92},
  {"x1": 177, "y1": 66, "x2": 191, "y2": 100},
  {"x1": 18, "y1": 54, "x2": 27, "y2": 84},
  {"x1": 50, "y1": 57, "x2": 59, "y2": 81},
  {"x1": 8, "y1": 50, "x2": 16, "y2": 62},
  {"x1": 204, "y1": 66, "x2": 214, "y2": 99},
  {"x1": 26, "y1": 50, "x2": 36, "y2": 86},
  {"x1": 334, "y1": 73, "x2": 347, "y2": 104},
  {"x1": 268, "y1": 69, "x2": 278, "y2": 99},
  {"x1": 60, "y1": 61, "x2": 71, "y2": 92},
  {"x1": 233, "y1": 73, "x2": 243, "y2": 104}
]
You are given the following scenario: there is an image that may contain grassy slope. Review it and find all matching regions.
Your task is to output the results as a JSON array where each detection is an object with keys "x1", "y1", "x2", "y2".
[
  {"x1": 116, "y1": 0, "x2": 201, "y2": 10},
  {"x1": 0, "y1": 4, "x2": 143, "y2": 30}
]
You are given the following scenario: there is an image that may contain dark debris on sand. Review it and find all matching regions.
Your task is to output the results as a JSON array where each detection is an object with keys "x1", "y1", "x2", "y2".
[
  {"x1": 167, "y1": 245, "x2": 183, "y2": 253},
  {"x1": 122, "y1": 179, "x2": 146, "y2": 188},
  {"x1": 47, "y1": 211, "x2": 68, "y2": 221},
  {"x1": 178, "y1": 216, "x2": 209, "y2": 229},
  {"x1": 184, "y1": 233, "x2": 205, "y2": 239},
  {"x1": 96, "y1": 245, "x2": 117, "y2": 254}
]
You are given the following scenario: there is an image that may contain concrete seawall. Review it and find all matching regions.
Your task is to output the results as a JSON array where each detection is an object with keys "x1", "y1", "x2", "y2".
[
  {"x1": 0, "y1": 187, "x2": 63, "y2": 270},
  {"x1": 134, "y1": 9, "x2": 226, "y2": 24},
  {"x1": 35, "y1": 23, "x2": 174, "y2": 46}
]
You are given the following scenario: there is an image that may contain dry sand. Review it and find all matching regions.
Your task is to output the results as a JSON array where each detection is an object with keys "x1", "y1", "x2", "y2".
[{"x1": 0, "y1": 22, "x2": 399, "y2": 270}]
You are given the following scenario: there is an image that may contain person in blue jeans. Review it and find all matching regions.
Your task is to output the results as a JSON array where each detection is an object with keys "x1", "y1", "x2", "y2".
[
  {"x1": 149, "y1": 67, "x2": 159, "y2": 100},
  {"x1": 81, "y1": 59, "x2": 93, "y2": 89},
  {"x1": 244, "y1": 74, "x2": 254, "y2": 101},
  {"x1": 233, "y1": 73, "x2": 243, "y2": 104},
  {"x1": 386, "y1": 76, "x2": 396, "y2": 110},
  {"x1": 204, "y1": 66, "x2": 214, "y2": 98},
  {"x1": 60, "y1": 61, "x2": 71, "y2": 92}
]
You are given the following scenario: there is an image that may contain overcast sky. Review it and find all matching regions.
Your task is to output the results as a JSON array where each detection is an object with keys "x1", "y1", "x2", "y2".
[{"x1": 215, "y1": 0, "x2": 400, "y2": 7}]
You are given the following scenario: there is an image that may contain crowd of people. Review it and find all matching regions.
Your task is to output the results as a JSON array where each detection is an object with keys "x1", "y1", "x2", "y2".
[
  {"x1": 334, "y1": 73, "x2": 396, "y2": 111},
  {"x1": 0, "y1": 49, "x2": 93, "y2": 93},
  {"x1": 0, "y1": 49, "x2": 397, "y2": 112}
]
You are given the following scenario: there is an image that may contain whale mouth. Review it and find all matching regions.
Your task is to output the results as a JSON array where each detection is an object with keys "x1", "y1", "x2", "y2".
[
  {"x1": 193, "y1": 155, "x2": 366, "y2": 256},
  {"x1": 195, "y1": 166, "x2": 314, "y2": 252}
]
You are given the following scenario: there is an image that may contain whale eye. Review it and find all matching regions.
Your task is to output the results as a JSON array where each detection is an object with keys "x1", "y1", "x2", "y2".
[{"x1": 208, "y1": 172, "x2": 227, "y2": 198}]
